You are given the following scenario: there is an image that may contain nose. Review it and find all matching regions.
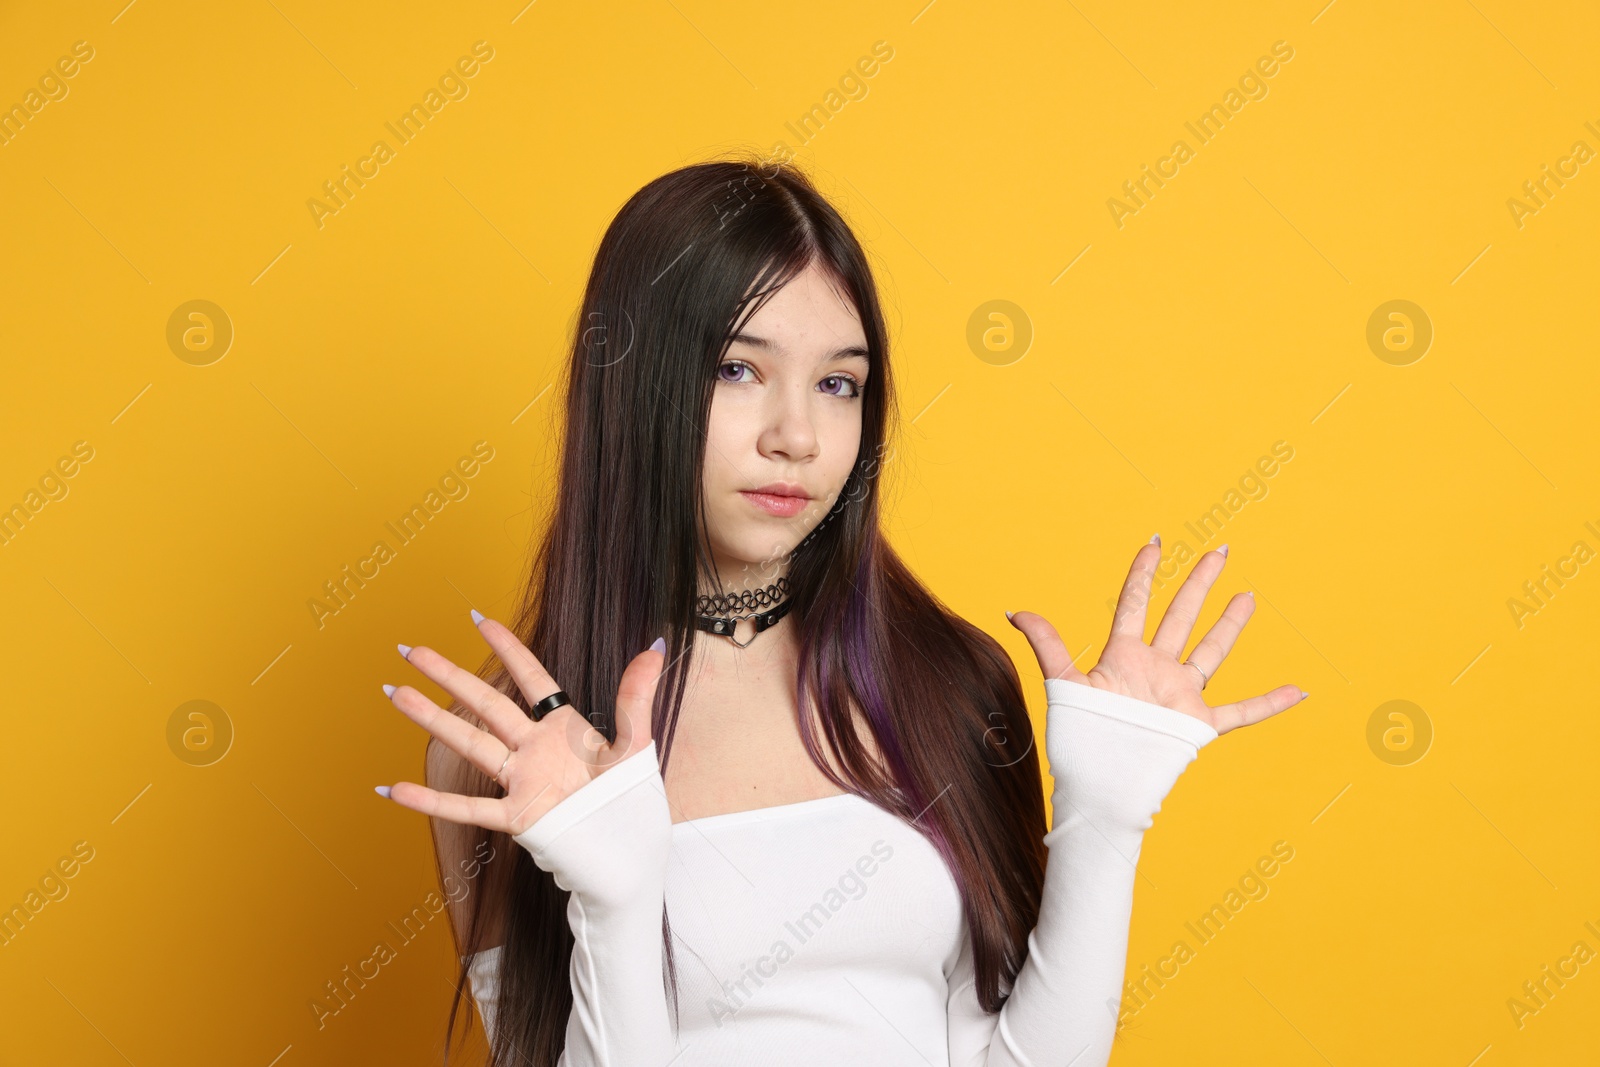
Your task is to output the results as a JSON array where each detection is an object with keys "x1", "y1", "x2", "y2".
[{"x1": 757, "y1": 379, "x2": 820, "y2": 462}]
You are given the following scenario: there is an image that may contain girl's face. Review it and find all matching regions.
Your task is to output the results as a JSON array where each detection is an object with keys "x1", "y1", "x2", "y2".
[{"x1": 701, "y1": 262, "x2": 871, "y2": 587}]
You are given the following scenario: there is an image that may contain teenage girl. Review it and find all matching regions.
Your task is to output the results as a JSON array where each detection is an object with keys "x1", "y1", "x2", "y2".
[{"x1": 374, "y1": 158, "x2": 1303, "y2": 1066}]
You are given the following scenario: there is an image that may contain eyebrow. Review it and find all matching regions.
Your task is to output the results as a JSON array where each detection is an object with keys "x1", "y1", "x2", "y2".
[{"x1": 729, "y1": 332, "x2": 870, "y2": 362}]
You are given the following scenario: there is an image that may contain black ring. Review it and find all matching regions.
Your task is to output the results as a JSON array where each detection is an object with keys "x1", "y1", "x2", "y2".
[{"x1": 531, "y1": 690, "x2": 572, "y2": 721}]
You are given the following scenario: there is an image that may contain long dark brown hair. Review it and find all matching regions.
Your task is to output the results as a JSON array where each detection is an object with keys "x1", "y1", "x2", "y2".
[{"x1": 428, "y1": 154, "x2": 1047, "y2": 1066}]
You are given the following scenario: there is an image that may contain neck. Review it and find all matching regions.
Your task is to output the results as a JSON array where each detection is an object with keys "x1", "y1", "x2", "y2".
[
  {"x1": 696, "y1": 563, "x2": 789, "y2": 596},
  {"x1": 696, "y1": 570, "x2": 790, "y2": 608},
  {"x1": 695, "y1": 566, "x2": 793, "y2": 648},
  {"x1": 692, "y1": 602, "x2": 799, "y2": 663}
]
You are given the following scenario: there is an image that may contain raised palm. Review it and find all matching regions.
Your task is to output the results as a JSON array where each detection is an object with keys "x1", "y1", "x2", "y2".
[
  {"x1": 1008, "y1": 538, "x2": 1305, "y2": 735},
  {"x1": 377, "y1": 613, "x2": 665, "y2": 836}
]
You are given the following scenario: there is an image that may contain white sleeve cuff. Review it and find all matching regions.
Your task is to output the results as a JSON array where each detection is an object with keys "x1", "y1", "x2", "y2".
[
  {"x1": 1044, "y1": 677, "x2": 1218, "y2": 749},
  {"x1": 512, "y1": 740, "x2": 662, "y2": 858}
]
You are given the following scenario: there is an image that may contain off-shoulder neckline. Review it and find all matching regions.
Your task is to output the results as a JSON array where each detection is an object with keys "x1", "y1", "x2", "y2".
[{"x1": 671, "y1": 790, "x2": 869, "y2": 832}]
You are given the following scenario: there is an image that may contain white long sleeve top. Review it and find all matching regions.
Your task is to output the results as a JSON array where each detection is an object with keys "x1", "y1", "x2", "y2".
[{"x1": 463, "y1": 677, "x2": 1218, "y2": 1066}]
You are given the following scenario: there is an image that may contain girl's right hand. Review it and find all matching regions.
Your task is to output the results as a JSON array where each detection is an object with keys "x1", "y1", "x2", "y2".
[{"x1": 377, "y1": 613, "x2": 666, "y2": 837}]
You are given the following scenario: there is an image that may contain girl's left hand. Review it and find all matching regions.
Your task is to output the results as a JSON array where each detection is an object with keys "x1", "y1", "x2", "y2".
[{"x1": 1007, "y1": 537, "x2": 1306, "y2": 736}]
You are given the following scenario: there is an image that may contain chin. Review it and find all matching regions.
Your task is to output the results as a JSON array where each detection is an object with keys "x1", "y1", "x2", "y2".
[{"x1": 715, "y1": 526, "x2": 805, "y2": 574}]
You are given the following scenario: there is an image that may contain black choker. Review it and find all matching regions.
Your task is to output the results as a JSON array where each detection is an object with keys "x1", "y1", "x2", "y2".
[{"x1": 695, "y1": 578, "x2": 792, "y2": 648}]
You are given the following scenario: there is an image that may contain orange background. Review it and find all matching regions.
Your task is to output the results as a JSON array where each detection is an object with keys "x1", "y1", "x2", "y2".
[{"x1": 2, "y1": 1, "x2": 1596, "y2": 1064}]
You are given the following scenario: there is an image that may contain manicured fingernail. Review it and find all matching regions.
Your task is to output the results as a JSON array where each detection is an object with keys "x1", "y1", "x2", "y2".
[
  {"x1": 1246, "y1": 590, "x2": 1255, "y2": 597},
  {"x1": 1299, "y1": 690, "x2": 1310, "y2": 700},
  {"x1": 397, "y1": 643, "x2": 413, "y2": 658},
  {"x1": 382, "y1": 684, "x2": 396, "y2": 698},
  {"x1": 1218, "y1": 543, "x2": 1229, "y2": 556},
  {"x1": 649, "y1": 636, "x2": 666, "y2": 654},
  {"x1": 374, "y1": 785, "x2": 392, "y2": 799},
  {"x1": 1004, "y1": 610, "x2": 1014, "y2": 620},
  {"x1": 1149, "y1": 533, "x2": 1161, "y2": 546},
  {"x1": 471, "y1": 609, "x2": 485, "y2": 625}
]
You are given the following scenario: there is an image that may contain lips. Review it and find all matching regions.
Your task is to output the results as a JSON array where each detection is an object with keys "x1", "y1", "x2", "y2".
[
  {"x1": 740, "y1": 483, "x2": 811, "y2": 518},
  {"x1": 747, "y1": 483, "x2": 809, "y2": 499}
]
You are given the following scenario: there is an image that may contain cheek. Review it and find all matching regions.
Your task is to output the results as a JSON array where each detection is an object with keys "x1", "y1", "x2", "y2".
[
  {"x1": 702, "y1": 398, "x2": 747, "y2": 487},
  {"x1": 821, "y1": 409, "x2": 864, "y2": 490}
]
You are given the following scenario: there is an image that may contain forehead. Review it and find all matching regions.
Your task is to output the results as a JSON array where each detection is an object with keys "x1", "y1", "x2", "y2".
[{"x1": 735, "y1": 263, "x2": 867, "y2": 355}]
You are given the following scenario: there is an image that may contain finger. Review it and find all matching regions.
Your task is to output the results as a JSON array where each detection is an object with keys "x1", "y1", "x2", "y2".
[
  {"x1": 1208, "y1": 684, "x2": 1305, "y2": 735},
  {"x1": 1006, "y1": 611, "x2": 1090, "y2": 684},
  {"x1": 1109, "y1": 536, "x2": 1162, "y2": 641},
  {"x1": 602, "y1": 639, "x2": 666, "y2": 769},
  {"x1": 1184, "y1": 591, "x2": 1255, "y2": 677},
  {"x1": 1150, "y1": 546, "x2": 1228, "y2": 657},
  {"x1": 471, "y1": 611, "x2": 567, "y2": 718},
  {"x1": 401, "y1": 643, "x2": 534, "y2": 746},
  {"x1": 387, "y1": 683, "x2": 512, "y2": 781},
  {"x1": 384, "y1": 779, "x2": 509, "y2": 832}
]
